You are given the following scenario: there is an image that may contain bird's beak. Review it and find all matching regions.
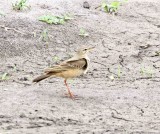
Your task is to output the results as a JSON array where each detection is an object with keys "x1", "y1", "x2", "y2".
[{"x1": 87, "y1": 46, "x2": 95, "y2": 51}]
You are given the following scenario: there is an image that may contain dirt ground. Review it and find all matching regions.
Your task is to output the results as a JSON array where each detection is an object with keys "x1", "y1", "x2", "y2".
[{"x1": 0, "y1": 0, "x2": 160, "y2": 133}]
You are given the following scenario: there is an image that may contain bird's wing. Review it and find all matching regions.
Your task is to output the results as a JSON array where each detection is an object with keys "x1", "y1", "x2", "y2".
[
  {"x1": 44, "y1": 58, "x2": 87, "y2": 73},
  {"x1": 62, "y1": 58, "x2": 87, "y2": 69}
]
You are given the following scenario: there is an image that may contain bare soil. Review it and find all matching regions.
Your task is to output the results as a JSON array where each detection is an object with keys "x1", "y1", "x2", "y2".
[{"x1": 0, "y1": 0, "x2": 160, "y2": 133}]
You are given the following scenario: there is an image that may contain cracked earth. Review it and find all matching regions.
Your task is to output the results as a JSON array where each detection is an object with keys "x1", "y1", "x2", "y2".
[{"x1": 0, "y1": 0, "x2": 160, "y2": 133}]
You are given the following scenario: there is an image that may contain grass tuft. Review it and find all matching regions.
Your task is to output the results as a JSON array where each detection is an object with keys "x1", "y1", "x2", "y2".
[
  {"x1": 39, "y1": 14, "x2": 73, "y2": 25},
  {"x1": 102, "y1": 0, "x2": 128, "y2": 14},
  {"x1": 12, "y1": 0, "x2": 30, "y2": 11},
  {"x1": 140, "y1": 67, "x2": 154, "y2": 77},
  {"x1": 0, "y1": 73, "x2": 9, "y2": 81},
  {"x1": 79, "y1": 28, "x2": 89, "y2": 37}
]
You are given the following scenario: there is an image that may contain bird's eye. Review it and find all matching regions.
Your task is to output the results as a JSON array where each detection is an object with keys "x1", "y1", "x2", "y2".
[{"x1": 84, "y1": 49, "x2": 87, "y2": 51}]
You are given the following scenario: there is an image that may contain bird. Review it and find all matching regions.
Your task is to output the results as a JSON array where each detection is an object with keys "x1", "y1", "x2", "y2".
[{"x1": 33, "y1": 47, "x2": 94, "y2": 99}]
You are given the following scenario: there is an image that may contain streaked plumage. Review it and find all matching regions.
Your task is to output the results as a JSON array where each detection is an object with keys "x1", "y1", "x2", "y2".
[{"x1": 33, "y1": 47, "x2": 94, "y2": 99}]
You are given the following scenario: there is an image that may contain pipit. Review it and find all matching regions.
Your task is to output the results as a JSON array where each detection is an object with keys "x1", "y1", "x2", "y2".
[{"x1": 33, "y1": 47, "x2": 94, "y2": 99}]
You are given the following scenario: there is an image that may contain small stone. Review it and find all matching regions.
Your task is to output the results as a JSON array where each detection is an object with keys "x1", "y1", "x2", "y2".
[
  {"x1": 56, "y1": 40, "x2": 62, "y2": 44},
  {"x1": 157, "y1": 25, "x2": 160, "y2": 28},
  {"x1": 83, "y1": 1, "x2": 90, "y2": 9},
  {"x1": 6, "y1": 125, "x2": 12, "y2": 130},
  {"x1": 63, "y1": 41, "x2": 68, "y2": 45},
  {"x1": 68, "y1": 118, "x2": 71, "y2": 121},
  {"x1": 19, "y1": 77, "x2": 28, "y2": 81},
  {"x1": 3, "y1": 88, "x2": 8, "y2": 91},
  {"x1": 29, "y1": 71, "x2": 33, "y2": 74},
  {"x1": 19, "y1": 113, "x2": 26, "y2": 118}
]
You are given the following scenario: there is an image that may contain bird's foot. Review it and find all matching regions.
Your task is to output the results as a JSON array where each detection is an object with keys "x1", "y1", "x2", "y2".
[{"x1": 64, "y1": 93, "x2": 79, "y2": 100}]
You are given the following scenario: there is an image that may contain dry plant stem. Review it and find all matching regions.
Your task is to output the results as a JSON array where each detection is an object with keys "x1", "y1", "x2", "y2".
[
  {"x1": 0, "y1": 25, "x2": 29, "y2": 35},
  {"x1": 111, "y1": 112, "x2": 131, "y2": 122},
  {"x1": 95, "y1": 5, "x2": 101, "y2": 9},
  {"x1": 0, "y1": 25, "x2": 55, "y2": 38}
]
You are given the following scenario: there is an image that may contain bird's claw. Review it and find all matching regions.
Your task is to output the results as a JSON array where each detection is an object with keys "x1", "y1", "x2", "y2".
[{"x1": 64, "y1": 93, "x2": 79, "y2": 100}]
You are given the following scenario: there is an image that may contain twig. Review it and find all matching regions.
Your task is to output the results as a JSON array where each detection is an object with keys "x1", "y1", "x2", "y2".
[
  {"x1": 95, "y1": 5, "x2": 101, "y2": 9},
  {"x1": 135, "y1": 77, "x2": 153, "y2": 80},
  {"x1": 109, "y1": 107, "x2": 122, "y2": 115},
  {"x1": 111, "y1": 112, "x2": 131, "y2": 122},
  {"x1": 107, "y1": 68, "x2": 118, "y2": 76},
  {"x1": 119, "y1": 55, "x2": 124, "y2": 67},
  {"x1": 0, "y1": 25, "x2": 31, "y2": 35},
  {"x1": 92, "y1": 61, "x2": 107, "y2": 67},
  {"x1": 134, "y1": 105, "x2": 144, "y2": 116}
]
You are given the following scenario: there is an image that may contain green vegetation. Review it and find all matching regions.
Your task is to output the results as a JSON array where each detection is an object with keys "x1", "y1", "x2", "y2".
[
  {"x1": 40, "y1": 29, "x2": 49, "y2": 42},
  {"x1": 108, "y1": 65, "x2": 122, "y2": 80},
  {"x1": 0, "y1": 11, "x2": 5, "y2": 16},
  {"x1": 52, "y1": 56, "x2": 60, "y2": 62},
  {"x1": 0, "y1": 73, "x2": 9, "y2": 80},
  {"x1": 140, "y1": 67, "x2": 154, "y2": 77},
  {"x1": 68, "y1": 79, "x2": 74, "y2": 83},
  {"x1": 102, "y1": 0, "x2": 128, "y2": 14},
  {"x1": 39, "y1": 14, "x2": 73, "y2": 24},
  {"x1": 13, "y1": 64, "x2": 17, "y2": 72},
  {"x1": 12, "y1": 0, "x2": 30, "y2": 11},
  {"x1": 62, "y1": 14, "x2": 73, "y2": 21},
  {"x1": 102, "y1": 1, "x2": 120, "y2": 13},
  {"x1": 79, "y1": 28, "x2": 89, "y2": 37},
  {"x1": 117, "y1": 65, "x2": 122, "y2": 78}
]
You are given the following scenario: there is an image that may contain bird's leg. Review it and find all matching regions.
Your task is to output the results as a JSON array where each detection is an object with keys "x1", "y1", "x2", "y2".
[{"x1": 64, "y1": 80, "x2": 74, "y2": 99}]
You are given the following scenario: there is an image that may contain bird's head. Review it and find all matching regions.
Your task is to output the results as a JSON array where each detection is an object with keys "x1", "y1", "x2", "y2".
[{"x1": 76, "y1": 46, "x2": 95, "y2": 57}]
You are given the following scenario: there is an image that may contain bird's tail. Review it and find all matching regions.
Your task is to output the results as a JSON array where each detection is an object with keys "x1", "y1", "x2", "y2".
[{"x1": 33, "y1": 74, "x2": 50, "y2": 83}]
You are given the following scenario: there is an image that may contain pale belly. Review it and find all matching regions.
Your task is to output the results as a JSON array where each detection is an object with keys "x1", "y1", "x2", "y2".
[{"x1": 55, "y1": 69, "x2": 85, "y2": 79}]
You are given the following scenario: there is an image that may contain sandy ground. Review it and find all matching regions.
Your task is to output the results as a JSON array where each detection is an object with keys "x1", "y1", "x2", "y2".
[{"x1": 0, "y1": 0, "x2": 160, "y2": 133}]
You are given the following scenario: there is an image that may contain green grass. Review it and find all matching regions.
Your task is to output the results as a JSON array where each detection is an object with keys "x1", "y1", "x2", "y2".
[
  {"x1": 79, "y1": 28, "x2": 89, "y2": 37},
  {"x1": 0, "y1": 73, "x2": 9, "y2": 80},
  {"x1": 40, "y1": 29, "x2": 49, "y2": 42},
  {"x1": 0, "y1": 11, "x2": 5, "y2": 16},
  {"x1": 108, "y1": 65, "x2": 122, "y2": 80},
  {"x1": 12, "y1": 0, "x2": 30, "y2": 11},
  {"x1": 52, "y1": 56, "x2": 60, "y2": 62},
  {"x1": 13, "y1": 64, "x2": 17, "y2": 72},
  {"x1": 38, "y1": 14, "x2": 73, "y2": 25},
  {"x1": 102, "y1": 1, "x2": 120, "y2": 13},
  {"x1": 102, "y1": 0, "x2": 128, "y2": 14},
  {"x1": 117, "y1": 65, "x2": 122, "y2": 78},
  {"x1": 140, "y1": 67, "x2": 154, "y2": 77}
]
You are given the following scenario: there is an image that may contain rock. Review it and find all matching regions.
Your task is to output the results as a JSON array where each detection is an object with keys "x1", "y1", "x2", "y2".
[
  {"x1": 19, "y1": 113, "x2": 26, "y2": 118},
  {"x1": 83, "y1": 1, "x2": 90, "y2": 9}
]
